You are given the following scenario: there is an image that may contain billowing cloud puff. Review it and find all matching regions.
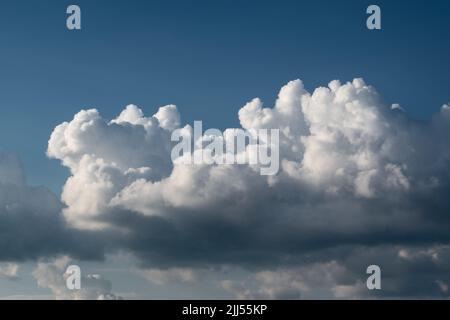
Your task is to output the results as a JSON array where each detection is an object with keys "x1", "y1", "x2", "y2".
[
  {"x1": 46, "y1": 78, "x2": 450, "y2": 297},
  {"x1": 47, "y1": 104, "x2": 179, "y2": 229},
  {"x1": 48, "y1": 79, "x2": 449, "y2": 221}
]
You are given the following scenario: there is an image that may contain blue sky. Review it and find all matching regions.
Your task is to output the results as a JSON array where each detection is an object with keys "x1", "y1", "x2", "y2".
[
  {"x1": 0, "y1": 0, "x2": 450, "y2": 300},
  {"x1": 0, "y1": 0, "x2": 449, "y2": 192}
]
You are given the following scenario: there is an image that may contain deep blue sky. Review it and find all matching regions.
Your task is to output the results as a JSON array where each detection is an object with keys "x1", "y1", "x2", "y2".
[{"x1": 0, "y1": 0, "x2": 449, "y2": 192}]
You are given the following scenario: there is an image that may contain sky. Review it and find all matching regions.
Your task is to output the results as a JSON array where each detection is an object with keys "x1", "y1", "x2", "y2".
[
  {"x1": 0, "y1": 0, "x2": 449, "y2": 192},
  {"x1": 0, "y1": 0, "x2": 449, "y2": 299}
]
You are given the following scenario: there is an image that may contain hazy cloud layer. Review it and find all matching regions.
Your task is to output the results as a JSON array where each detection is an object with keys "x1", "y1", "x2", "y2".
[
  {"x1": 221, "y1": 244, "x2": 450, "y2": 299},
  {"x1": 0, "y1": 263, "x2": 19, "y2": 279}
]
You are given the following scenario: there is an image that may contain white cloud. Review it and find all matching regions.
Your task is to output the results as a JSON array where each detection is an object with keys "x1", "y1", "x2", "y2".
[
  {"x1": 47, "y1": 104, "x2": 177, "y2": 229},
  {"x1": 33, "y1": 256, "x2": 121, "y2": 300},
  {"x1": 47, "y1": 78, "x2": 450, "y2": 229},
  {"x1": 42, "y1": 78, "x2": 450, "y2": 298},
  {"x1": 0, "y1": 77, "x2": 448, "y2": 298}
]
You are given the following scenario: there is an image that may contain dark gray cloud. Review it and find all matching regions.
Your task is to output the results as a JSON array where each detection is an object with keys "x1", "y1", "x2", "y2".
[{"x1": 0, "y1": 153, "x2": 110, "y2": 262}]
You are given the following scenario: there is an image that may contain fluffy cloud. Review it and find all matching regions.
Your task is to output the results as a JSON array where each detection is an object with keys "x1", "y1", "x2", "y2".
[
  {"x1": 48, "y1": 79, "x2": 450, "y2": 222},
  {"x1": 44, "y1": 78, "x2": 450, "y2": 297},
  {"x1": 33, "y1": 256, "x2": 121, "y2": 300},
  {"x1": 47, "y1": 105, "x2": 177, "y2": 229}
]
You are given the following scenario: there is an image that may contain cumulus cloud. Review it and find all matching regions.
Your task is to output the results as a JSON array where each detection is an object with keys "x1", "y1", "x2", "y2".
[
  {"x1": 43, "y1": 78, "x2": 450, "y2": 298},
  {"x1": 0, "y1": 152, "x2": 111, "y2": 263},
  {"x1": 48, "y1": 79, "x2": 450, "y2": 221},
  {"x1": 33, "y1": 256, "x2": 121, "y2": 300},
  {"x1": 47, "y1": 105, "x2": 176, "y2": 229}
]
